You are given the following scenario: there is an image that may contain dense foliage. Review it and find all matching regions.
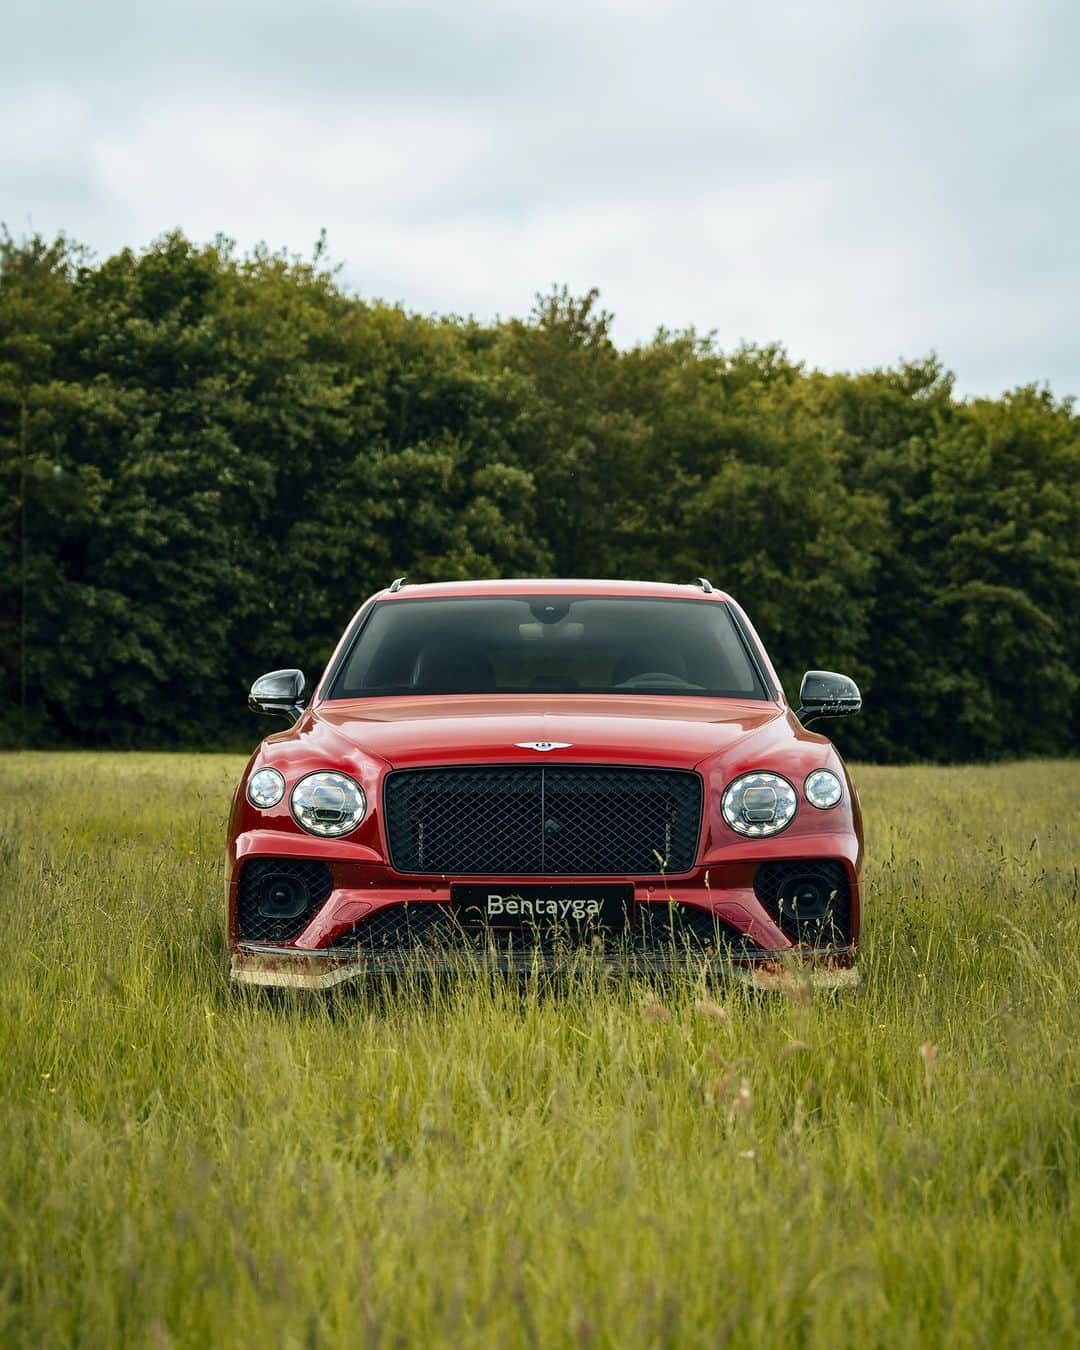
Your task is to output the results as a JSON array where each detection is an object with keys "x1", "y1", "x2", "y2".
[{"x1": 1, "y1": 232, "x2": 1077, "y2": 759}]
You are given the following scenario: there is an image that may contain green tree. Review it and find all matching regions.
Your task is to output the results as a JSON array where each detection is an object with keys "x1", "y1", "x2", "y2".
[{"x1": 1, "y1": 234, "x2": 1076, "y2": 759}]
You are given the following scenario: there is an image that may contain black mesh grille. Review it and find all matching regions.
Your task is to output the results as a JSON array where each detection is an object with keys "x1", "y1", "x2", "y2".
[
  {"x1": 635, "y1": 902, "x2": 745, "y2": 953},
  {"x1": 383, "y1": 766, "x2": 703, "y2": 876},
  {"x1": 754, "y1": 859, "x2": 851, "y2": 947},
  {"x1": 236, "y1": 857, "x2": 333, "y2": 943},
  {"x1": 328, "y1": 901, "x2": 758, "y2": 966},
  {"x1": 331, "y1": 903, "x2": 458, "y2": 953}
]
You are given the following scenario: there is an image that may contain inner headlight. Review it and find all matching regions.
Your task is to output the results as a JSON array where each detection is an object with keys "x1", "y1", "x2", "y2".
[
  {"x1": 247, "y1": 767, "x2": 285, "y2": 809},
  {"x1": 805, "y1": 769, "x2": 843, "y2": 809},
  {"x1": 721, "y1": 772, "x2": 797, "y2": 837},
  {"x1": 291, "y1": 771, "x2": 366, "y2": 837}
]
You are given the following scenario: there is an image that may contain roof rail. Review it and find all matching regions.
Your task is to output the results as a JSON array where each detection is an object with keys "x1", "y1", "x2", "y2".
[
  {"x1": 695, "y1": 577, "x2": 714, "y2": 593},
  {"x1": 388, "y1": 576, "x2": 407, "y2": 593}
]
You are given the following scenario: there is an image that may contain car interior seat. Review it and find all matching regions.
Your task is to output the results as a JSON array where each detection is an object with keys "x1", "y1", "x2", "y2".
[{"x1": 411, "y1": 645, "x2": 495, "y2": 693}]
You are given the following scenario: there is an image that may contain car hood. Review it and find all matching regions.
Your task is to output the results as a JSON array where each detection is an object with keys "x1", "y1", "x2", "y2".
[{"x1": 302, "y1": 694, "x2": 794, "y2": 771}]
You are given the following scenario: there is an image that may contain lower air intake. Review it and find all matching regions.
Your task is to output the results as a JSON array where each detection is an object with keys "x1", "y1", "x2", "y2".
[
  {"x1": 236, "y1": 857, "x2": 333, "y2": 943},
  {"x1": 329, "y1": 901, "x2": 759, "y2": 966},
  {"x1": 754, "y1": 859, "x2": 851, "y2": 946}
]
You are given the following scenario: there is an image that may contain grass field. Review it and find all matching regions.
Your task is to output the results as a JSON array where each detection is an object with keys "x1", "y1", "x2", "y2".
[{"x1": 0, "y1": 754, "x2": 1077, "y2": 1347}]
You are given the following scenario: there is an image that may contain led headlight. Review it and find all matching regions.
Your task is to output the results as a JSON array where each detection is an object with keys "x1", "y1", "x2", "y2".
[
  {"x1": 290, "y1": 771, "x2": 366, "y2": 837},
  {"x1": 805, "y1": 769, "x2": 843, "y2": 809},
  {"x1": 722, "y1": 772, "x2": 797, "y2": 836},
  {"x1": 247, "y1": 767, "x2": 285, "y2": 809}
]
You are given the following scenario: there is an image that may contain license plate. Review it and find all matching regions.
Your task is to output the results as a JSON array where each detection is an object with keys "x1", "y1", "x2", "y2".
[{"x1": 451, "y1": 884, "x2": 632, "y2": 931}]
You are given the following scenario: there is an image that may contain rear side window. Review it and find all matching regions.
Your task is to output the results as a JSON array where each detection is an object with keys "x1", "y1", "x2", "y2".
[{"x1": 329, "y1": 596, "x2": 768, "y2": 700}]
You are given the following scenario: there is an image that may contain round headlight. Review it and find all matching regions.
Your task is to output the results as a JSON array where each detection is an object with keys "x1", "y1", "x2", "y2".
[
  {"x1": 721, "y1": 772, "x2": 797, "y2": 837},
  {"x1": 291, "y1": 771, "x2": 366, "y2": 837},
  {"x1": 805, "y1": 769, "x2": 843, "y2": 809},
  {"x1": 247, "y1": 767, "x2": 285, "y2": 809}
]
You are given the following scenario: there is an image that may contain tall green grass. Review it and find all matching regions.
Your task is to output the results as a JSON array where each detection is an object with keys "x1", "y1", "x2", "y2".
[{"x1": 0, "y1": 754, "x2": 1076, "y2": 1347}]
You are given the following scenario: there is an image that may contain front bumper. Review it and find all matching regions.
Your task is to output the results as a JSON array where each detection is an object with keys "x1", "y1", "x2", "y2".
[{"x1": 228, "y1": 844, "x2": 861, "y2": 991}]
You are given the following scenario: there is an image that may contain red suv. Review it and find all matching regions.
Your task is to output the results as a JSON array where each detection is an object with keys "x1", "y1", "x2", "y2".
[{"x1": 228, "y1": 579, "x2": 863, "y2": 989}]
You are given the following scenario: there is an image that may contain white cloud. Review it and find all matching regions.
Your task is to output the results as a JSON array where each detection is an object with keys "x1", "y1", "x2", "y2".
[{"x1": 1, "y1": 0, "x2": 1076, "y2": 397}]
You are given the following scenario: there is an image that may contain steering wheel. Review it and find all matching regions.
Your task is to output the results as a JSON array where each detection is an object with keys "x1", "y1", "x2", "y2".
[{"x1": 614, "y1": 672, "x2": 699, "y2": 689}]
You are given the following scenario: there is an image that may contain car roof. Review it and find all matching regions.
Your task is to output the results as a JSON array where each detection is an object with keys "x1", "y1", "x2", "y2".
[{"x1": 371, "y1": 579, "x2": 733, "y2": 602}]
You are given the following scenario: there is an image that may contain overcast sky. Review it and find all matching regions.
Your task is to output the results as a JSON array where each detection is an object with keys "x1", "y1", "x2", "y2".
[{"x1": 3, "y1": 0, "x2": 1077, "y2": 397}]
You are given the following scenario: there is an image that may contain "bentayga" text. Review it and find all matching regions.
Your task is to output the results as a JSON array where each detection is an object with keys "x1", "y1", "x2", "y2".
[{"x1": 486, "y1": 894, "x2": 601, "y2": 920}]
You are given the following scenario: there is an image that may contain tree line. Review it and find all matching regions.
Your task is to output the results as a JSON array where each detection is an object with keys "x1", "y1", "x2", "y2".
[{"x1": 1, "y1": 231, "x2": 1077, "y2": 761}]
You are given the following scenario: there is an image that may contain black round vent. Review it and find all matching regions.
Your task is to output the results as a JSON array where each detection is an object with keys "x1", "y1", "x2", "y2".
[
  {"x1": 237, "y1": 858, "x2": 333, "y2": 943},
  {"x1": 753, "y1": 859, "x2": 851, "y2": 946}
]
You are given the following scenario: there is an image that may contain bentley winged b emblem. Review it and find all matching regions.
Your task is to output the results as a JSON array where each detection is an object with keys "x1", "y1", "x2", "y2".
[{"x1": 514, "y1": 741, "x2": 573, "y2": 752}]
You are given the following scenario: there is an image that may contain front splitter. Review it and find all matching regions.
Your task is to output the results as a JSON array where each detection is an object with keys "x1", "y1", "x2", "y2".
[{"x1": 231, "y1": 943, "x2": 859, "y2": 991}]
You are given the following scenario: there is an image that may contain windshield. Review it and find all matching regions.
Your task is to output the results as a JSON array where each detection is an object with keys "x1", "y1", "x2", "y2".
[{"x1": 328, "y1": 596, "x2": 768, "y2": 700}]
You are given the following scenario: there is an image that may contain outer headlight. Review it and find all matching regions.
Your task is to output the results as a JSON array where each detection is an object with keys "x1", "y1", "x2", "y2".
[
  {"x1": 247, "y1": 767, "x2": 285, "y2": 809},
  {"x1": 721, "y1": 772, "x2": 797, "y2": 837},
  {"x1": 805, "y1": 769, "x2": 843, "y2": 809},
  {"x1": 291, "y1": 771, "x2": 366, "y2": 837}
]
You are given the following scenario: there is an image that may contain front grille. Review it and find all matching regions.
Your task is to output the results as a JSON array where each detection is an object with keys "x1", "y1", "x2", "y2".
[
  {"x1": 383, "y1": 766, "x2": 703, "y2": 876},
  {"x1": 754, "y1": 859, "x2": 851, "y2": 947},
  {"x1": 236, "y1": 857, "x2": 333, "y2": 943},
  {"x1": 328, "y1": 900, "x2": 759, "y2": 966}
]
